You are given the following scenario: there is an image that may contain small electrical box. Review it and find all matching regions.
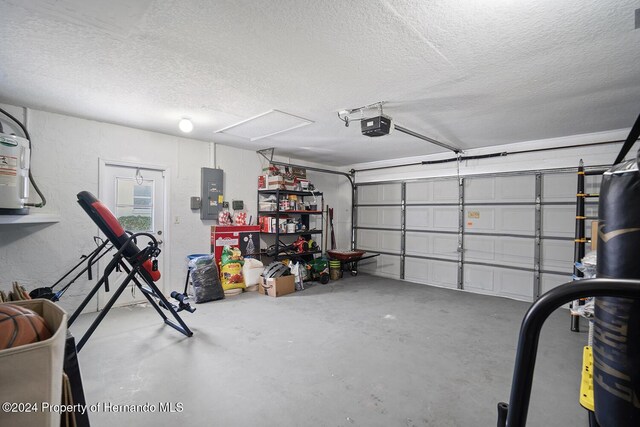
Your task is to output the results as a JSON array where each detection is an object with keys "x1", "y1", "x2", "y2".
[
  {"x1": 201, "y1": 168, "x2": 223, "y2": 220},
  {"x1": 190, "y1": 197, "x2": 201, "y2": 210},
  {"x1": 232, "y1": 200, "x2": 244, "y2": 210}
]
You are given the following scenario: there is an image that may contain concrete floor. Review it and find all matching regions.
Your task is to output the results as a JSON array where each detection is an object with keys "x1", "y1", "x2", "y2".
[{"x1": 72, "y1": 274, "x2": 590, "y2": 427}]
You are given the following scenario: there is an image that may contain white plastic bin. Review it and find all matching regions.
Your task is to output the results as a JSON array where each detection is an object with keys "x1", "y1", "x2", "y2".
[{"x1": 0, "y1": 299, "x2": 68, "y2": 427}]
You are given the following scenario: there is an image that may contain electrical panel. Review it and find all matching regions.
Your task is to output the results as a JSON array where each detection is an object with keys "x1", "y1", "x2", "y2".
[{"x1": 201, "y1": 168, "x2": 223, "y2": 220}]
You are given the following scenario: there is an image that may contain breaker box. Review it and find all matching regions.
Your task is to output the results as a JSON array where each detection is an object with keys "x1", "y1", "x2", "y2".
[{"x1": 201, "y1": 168, "x2": 223, "y2": 220}]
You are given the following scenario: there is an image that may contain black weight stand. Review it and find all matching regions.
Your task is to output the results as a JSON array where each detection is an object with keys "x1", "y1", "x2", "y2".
[{"x1": 68, "y1": 232, "x2": 193, "y2": 352}]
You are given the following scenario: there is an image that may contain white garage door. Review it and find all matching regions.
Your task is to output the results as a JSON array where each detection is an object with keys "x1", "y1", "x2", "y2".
[
  {"x1": 355, "y1": 183, "x2": 402, "y2": 279},
  {"x1": 354, "y1": 168, "x2": 603, "y2": 302}
]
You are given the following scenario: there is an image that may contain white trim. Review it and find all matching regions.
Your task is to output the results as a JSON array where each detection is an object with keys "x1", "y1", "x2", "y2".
[{"x1": 98, "y1": 158, "x2": 171, "y2": 299}]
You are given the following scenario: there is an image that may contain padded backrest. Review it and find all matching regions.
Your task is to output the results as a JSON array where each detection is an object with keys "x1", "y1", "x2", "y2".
[{"x1": 77, "y1": 191, "x2": 160, "y2": 282}]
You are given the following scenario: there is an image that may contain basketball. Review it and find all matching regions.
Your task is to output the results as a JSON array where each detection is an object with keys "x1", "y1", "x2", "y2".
[{"x1": 0, "y1": 304, "x2": 52, "y2": 350}]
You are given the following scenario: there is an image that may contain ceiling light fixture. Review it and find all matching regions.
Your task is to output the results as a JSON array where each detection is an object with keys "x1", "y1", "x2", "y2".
[{"x1": 179, "y1": 118, "x2": 193, "y2": 133}]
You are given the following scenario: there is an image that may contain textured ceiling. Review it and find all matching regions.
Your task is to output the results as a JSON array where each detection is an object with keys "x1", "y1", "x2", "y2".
[{"x1": 0, "y1": 0, "x2": 639, "y2": 166}]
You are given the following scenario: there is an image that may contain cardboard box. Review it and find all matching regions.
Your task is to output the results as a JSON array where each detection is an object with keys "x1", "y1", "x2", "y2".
[
  {"x1": 291, "y1": 167, "x2": 306, "y2": 179},
  {"x1": 0, "y1": 299, "x2": 68, "y2": 427},
  {"x1": 591, "y1": 220, "x2": 598, "y2": 251},
  {"x1": 268, "y1": 176, "x2": 284, "y2": 185},
  {"x1": 259, "y1": 275, "x2": 295, "y2": 297}
]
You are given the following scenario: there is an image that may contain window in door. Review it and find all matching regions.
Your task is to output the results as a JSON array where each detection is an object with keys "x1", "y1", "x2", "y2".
[{"x1": 115, "y1": 177, "x2": 155, "y2": 232}]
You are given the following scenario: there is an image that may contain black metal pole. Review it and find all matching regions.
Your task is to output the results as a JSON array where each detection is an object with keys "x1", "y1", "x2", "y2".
[
  {"x1": 76, "y1": 267, "x2": 140, "y2": 352},
  {"x1": 55, "y1": 241, "x2": 113, "y2": 298},
  {"x1": 571, "y1": 160, "x2": 586, "y2": 332},
  {"x1": 49, "y1": 243, "x2": 105, "y2": 290},
  {"x1": 498, "y1": 278, "x2": 640, "y2": 427}
]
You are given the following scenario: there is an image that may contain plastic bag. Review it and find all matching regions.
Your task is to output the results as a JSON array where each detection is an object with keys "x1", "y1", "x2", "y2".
[
  {"x1": 188, "y1": 255, "x2": 225, "y2": 303},
  {"x1": 575, "y1": 250, "x2": 597, "y2": 279},
  {"x1": 221, "y1": 245, "x2": 244, "y2": 266},
  {"x1": 242, "y1": 258, "x2": 264, "y2": 286},
  {"x1": 218, "y1": 208, "x2": 232, "y2": 225},
  {"x1": 234, "y1": 210, "x2": 248, "y2": 225},
  {"x1": 220, "y1": 262, "x2": 245, "y2": 290},
  {"x1": 290, "y1": 261, "x2": 304, "y2": 291}
]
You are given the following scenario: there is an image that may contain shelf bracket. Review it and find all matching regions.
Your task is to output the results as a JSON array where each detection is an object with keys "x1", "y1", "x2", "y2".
[{"x1": 257, "y1": 148, "x2": 275, "y2": 163}]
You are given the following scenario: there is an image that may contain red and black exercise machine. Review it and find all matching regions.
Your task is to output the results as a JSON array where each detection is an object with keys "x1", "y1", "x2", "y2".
[
  {"x1": 67, "y1": 191, "x2": 194, "y2": 352},
  {"x1": 498, "y1": 113, "x2": 640, "y2": 426}
]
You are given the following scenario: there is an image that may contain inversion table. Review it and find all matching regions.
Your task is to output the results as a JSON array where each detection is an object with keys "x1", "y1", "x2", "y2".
[{"x1": 68, "y1": 191, "x2": 193, "y2": 351}]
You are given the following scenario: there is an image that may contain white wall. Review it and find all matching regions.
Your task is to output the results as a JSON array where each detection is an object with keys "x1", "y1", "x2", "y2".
[{"x1": 0, "y1": 105, "x2": 283, "y2": 313}]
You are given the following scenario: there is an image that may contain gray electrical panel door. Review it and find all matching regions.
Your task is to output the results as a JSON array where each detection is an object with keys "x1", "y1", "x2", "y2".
[{"x1": 201, "y1": 168, "x2": 223, "y2": 220}]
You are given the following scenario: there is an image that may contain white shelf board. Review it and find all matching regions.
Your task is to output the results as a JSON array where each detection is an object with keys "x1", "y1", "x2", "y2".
[{"x1": 0, "y1": 214, "x2": 61, "y2": 224}]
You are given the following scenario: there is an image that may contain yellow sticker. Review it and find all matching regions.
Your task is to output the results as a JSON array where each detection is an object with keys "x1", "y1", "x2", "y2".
[
  {"x1": 218, "y1": 195, "x2": 224, "y2": 203},
  {"x1": 468, "y1": 211, "x2": 480, "y2": 219}
]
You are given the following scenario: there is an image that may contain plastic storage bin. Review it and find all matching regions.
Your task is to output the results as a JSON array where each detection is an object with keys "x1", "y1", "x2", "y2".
[{"x1": 0, "y1": 299, "x2": 68, "y2": 427}]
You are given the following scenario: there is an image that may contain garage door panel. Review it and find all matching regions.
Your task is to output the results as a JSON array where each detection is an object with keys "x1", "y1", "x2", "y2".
[
  {"x1": 433, "y1": 179, "x2": 459, "y2": 201},
  {"x1": 541, "y1": 273, "x2": 573, "y2": 294},
  {"x1": 502, "y1": 207, "x2": 535, "y2": 233},
  {"x1": 465, "y1": 178, "x2": 495, "y2": 202},
  {"x1": 358, "y1": 254, "x2": 400, "y2": 279},
  {"x1": 358, "y1": 183, "x2": 402, "y2": 205},
  {"x1": 357, "y1": 206, "x2": 400, "y2": 228},
  {"x1": 542, "y1": 206, "x2": 574, "y2": 237},
  {"x1": 406, "y1": 180, "x2": 458, "y2": 203},
  {"x1": 405, "y1": 258, "x2": 457, "y2": 288},
  {"x1": 356, "y1": 229, "x2": 379, "y2": 250},
  {"x1": 464, "y1": 208, "x2": 495, "y2": 231},
  {"x1": 543, "y1": 173, "x2": 575, "y2": 202},
  {"x1": 433, "y1": 207, "x2": 458, "y2": 230},
  {"x1": 406, "y1": 206, "x2": 458, "y2": 230},
  {"x1": 586, "y1": 175, "x2": 602, "y2": 195},
  {"x1": 356, "y1": 229, "x2": 400, "y2": 253},
  {"x1": 405, "y1": 232, "x2": 458, "y2": 260},
  {"x1": 465, "y1": 235, "x2": 533, "y2": 268},
  {"x1": 465, "y1": 206, "x2": 533, "y2": 233},
  {"x1": 465, "y1": 176, "x2": 534, "y2": 203},
  {"x1": 406, "y1": 181, "x2": 432, "y2": 203},
  {"x1": 498, "y1": 270, "x2": 534, "y2": 299},
  {"x1": 465, "y1": 265, "x2": 532, "y2": 299},
  {"x1": 406, "y1": 206, "x2": 432, "y2": 229},
  {"x1": 541, "y1": 239, "x2": 574, "y2": 272}
]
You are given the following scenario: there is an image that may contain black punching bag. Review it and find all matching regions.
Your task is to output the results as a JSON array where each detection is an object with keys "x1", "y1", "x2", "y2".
[{"x1": 594, "y1": 113, "x2": 640, "y2": 427}]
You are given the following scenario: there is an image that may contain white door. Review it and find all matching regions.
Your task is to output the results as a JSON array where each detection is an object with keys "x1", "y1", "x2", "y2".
[{"x1": 99, "y1": 162, "x2": 166, "y2": 309}]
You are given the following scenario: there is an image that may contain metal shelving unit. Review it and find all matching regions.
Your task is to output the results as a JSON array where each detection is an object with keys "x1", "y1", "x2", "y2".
[{"x1": 258, "y1": 189, "x2": 324, "y2": 260}]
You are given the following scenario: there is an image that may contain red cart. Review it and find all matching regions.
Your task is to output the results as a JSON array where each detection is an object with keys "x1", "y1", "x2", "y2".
[{"x1": 327, "y1": 250, "x2": 380, "y2": 276}]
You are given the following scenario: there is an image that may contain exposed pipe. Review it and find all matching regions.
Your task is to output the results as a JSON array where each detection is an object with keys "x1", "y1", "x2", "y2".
[{"x1": 394, "y1": 124, "x2": 461, "y2": 153}]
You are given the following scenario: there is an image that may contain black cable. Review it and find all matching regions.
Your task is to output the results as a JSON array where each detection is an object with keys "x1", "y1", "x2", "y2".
[{"x1": 0, "y1": 107, "x2": 46, "y2": 208}]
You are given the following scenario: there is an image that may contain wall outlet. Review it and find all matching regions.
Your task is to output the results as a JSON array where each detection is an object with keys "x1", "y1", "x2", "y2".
[{"x1": 174, "y1": 216, "x2": 180, "y2": 224}]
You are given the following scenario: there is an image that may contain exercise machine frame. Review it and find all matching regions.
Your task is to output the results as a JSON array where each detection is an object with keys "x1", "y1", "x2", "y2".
[
  {"x1": 497, "y1": 278, "x2": 640, "y2": 427},
  {"x1": 68, "y1": 191, "x2": 193, "y2": 352}
]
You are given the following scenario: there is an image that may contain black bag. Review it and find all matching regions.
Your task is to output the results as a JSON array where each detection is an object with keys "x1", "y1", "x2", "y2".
[
  {"x1": 189, "y1": 255, "x2": 225, "y2": 303},
  {"x1": 593, "y1": 113, "x2": 640, "y2": 427}
]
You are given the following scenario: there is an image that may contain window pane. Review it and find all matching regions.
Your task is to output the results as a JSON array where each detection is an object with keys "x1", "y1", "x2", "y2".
[{"x1": 116, "y1": 177, "x2": 154, "y2": 232}]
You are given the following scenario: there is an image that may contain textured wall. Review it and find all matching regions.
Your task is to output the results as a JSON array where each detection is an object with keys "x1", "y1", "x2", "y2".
[{"x1": 0, "y1": 105, "x2": 292, "y2": 313}]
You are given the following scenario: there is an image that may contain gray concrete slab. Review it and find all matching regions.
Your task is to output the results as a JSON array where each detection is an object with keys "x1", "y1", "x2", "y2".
[{"x1": 72, "y1": 274, "x2": 589, "y2": 426}]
